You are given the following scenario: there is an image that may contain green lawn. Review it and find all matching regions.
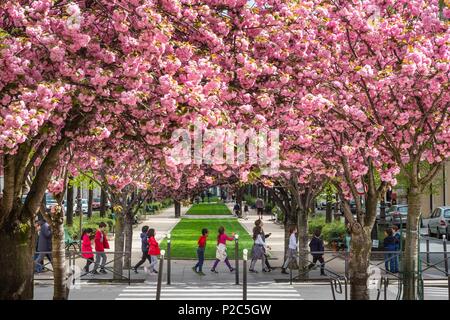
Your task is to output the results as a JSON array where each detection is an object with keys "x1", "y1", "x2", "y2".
[
  {"x1": 160, "y1": 218, "x2": 253, "y2": 259},
  {"x1": 186, "y1": 202, "x2": 232, "y2": 215}
]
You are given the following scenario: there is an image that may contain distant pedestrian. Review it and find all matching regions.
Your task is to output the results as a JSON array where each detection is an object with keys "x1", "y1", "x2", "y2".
[
  {"x1": 211, "y1": 226, "x2": 235, "y2": 273},
  {"x1": 233, "y1": 203, "x2": 240, "y2": 217},
  {"x1": 132, "y1": 226, "x2": 152, "y2": 273},
  {"x1": 93, "y1": 222, "x2": 110, "y2": 274},
  {"x1": 193, "y1": 228, "x2": 208, "y2": 275},
  {"x1": 81, "y1": 228, "x2": 94, "y2": 273},
  {"x1": 282, "y1": 225, "x2": 298, "y2": 274},
  {"x1": 147, "y1": 228, "x2": 161, "y2": 274},
  {"x1": 243, "y1": 203, "x2": 249, "y2": 220},
  {"x1": 383, "y1": 228, "x2": 399, "y2": 273},
  {"x1": 255, "y1": 198, "x2": 264, "y2": 220},
  {"x1": 308, "y1": 229, "x2": 326, "y2": 276},
  {"x1": 35, "y1": 219, "x2": 52, "y2": 271},
  {"x1": 33, "y1": 221, "x2": 43, "y2": 273}
]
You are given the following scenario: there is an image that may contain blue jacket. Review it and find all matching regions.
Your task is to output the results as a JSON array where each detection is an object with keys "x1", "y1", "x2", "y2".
[
  {"x1": 140, "y1": 232, "x2": 149, "y2": 253},
  {"x1": 383, "y1": 236, "x2": 398, "y2": 251},
  {"x1": 309, "y1": 236, "x2": 324, "y2": 257},
  {"x1": 37, "y1": 222, "x2": 52, "y2": 252}
]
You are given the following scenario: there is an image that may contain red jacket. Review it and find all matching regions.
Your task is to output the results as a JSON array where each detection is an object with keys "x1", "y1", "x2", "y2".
[
  {"x1": 148, "y1": 236, "x2": 161, "y2": 256},
  {"x1": 95, "y1": 230, "x2": 110, "y2": 252},
  {"x1": 198, "y1": 235, "x2": 207, "y2": 248},
  {"x1": 81, "y1": 234, "x2": 94, "y2": 259}
]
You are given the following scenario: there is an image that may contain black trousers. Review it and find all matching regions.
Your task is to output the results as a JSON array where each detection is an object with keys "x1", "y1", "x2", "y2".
[
  {"x1": 134, "y1": 251, "x2": 151, "y2": 269},
  {"x1": 309, "y1": 256, "x2": 325, "y2": 273}
]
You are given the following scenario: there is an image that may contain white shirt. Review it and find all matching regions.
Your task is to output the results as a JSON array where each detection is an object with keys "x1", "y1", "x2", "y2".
[
  {"x1": 255, "y1": 234, "x2": 267, "y2": 247},
  {"x1": 288, "y1": 233, "x2": 297, "y2": 250}
]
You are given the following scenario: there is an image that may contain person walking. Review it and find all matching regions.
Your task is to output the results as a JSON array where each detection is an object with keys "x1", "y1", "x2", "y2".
[
  {"x1": 33, "y1": 221, "x2": 43, "y2": 273},
  {"x1": 193, "y1": 228, "x2": 208, "y2": 275},
  {"x1": 249, "y1": 224, "x2": 269, "y2": 273},
  {"x1": 211, "y1": 226, "x2": 235, "y2": 273},
  {"x1": 308, "y1": 228, "x2": 326, "y2": 276},
  {"x1": 383, "y1": 228, "x2": 398, "y2": 273},
  {"x1": 233, "y1": 203, "x2": 241, "y2": 217},
  {"x1": 243, "y1": 203, "x2": 249, "y2": 220},
  {"x1": 81, "y1": 228, "x2": 94, "y2": 273},
  {"x1": 132, "y1": 226, "x2": 152, "y2": 273},
  {"x1": 255, "y1": 197, "x2": 264, "y2": 220},
  {"x1": 35, "y1": 219, "x2": 52, "y2": 271},
  {"x1": 254, "y1": 219, "x2": 273, "y2": 271},
  {"x1": 281, "y1": 225, "x2": 298, "y2": 274},
  {"x1": 147, "y1": 228, "x2": 161, "y2": 274},
  {"x1": 93, "y1": 222, "x2": 110, "y2": 274}
]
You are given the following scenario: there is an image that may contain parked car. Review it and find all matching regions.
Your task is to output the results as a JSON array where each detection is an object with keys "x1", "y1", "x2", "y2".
[
  {"x1": 386, "y1": 205, "x2": 408, "y2": 226},
  {"x1": 427, "y1": 206, "x2": 450, "y2": 239},
  {"x1": 45, "y1": 193, "x2": 58, "y2": 212},
  {"x1": 92, "y1": 197, "x2": 111, "y2": 211},
  {"x1": 72, "y1": 199, "x2": 89, "y2": 214}
]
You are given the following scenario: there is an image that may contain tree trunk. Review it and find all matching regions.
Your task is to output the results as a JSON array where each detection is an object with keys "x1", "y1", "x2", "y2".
[
  {"x1": 66, "y1": 182, "x2": 74, "y2": 226},
  {"x1": 76, "y1": 187, "x2": 82, "y2": 216},
  {"x1": 123, "y1": 212, "x2": 133, "y2": 270},
  {"x1": 174, "y1": 200, "x2": 181, "y2": 218},
  {"x1": 0, "y1": 221, "x2": 34, "y2": 299},
  {"x1": 297, "y1": 208, "x2": 309, "y2": 279},
  {"x1": 100, "y1": 188, "x2": 107, "y2": 218},
  {"x1": 402, "y1": 186, "x2": 421, "y2": 300},
  {"x1": 325, "y1": 200, "x2": 332, "y2": 223},
  {"x1": 113, "y1": 213, "x2": 125, "y2": 280},
  {"x1": 236, "y1": 187, "x2": 243, "y2": 217},
  {"x1": 87, "y1": 188, "x2": 93, "y2": 219},
  {"x1": 51, "y1": 214, "x2": 68, "y2": 300},
  {"x1": 349, "y1": 225, "x2": 372, "y2": 300}
]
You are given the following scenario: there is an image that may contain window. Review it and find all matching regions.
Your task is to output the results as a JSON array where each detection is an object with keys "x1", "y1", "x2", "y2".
[{"x1": 444, "y1": 209, "x2": 450, "y2": 219}]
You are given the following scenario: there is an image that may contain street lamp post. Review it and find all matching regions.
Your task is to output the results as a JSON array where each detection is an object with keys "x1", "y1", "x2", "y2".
[
  {"x1": 167, "y1": 233, "x2": 171, "y2": 285},
  {"x1": 235, "y1": 234, "x2": 239, "y2": 285},
  {"x1": 156, "y1": 250, "x2": 165, "y2": 300},
  {"x1": 243, "y1": 249, "x2": 248, "y2": 300}
]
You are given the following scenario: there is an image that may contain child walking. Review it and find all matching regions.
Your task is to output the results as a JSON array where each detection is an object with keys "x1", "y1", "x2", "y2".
[
  {"x1": 193, "y1": 228, "x2": 208, "y2": 275},
  {"x1": 93, "y1": 222, "x2": 110, "y2": 274},
  {"x1": 147, "y1": 228, "x2": 161, "y2": 274},
  {"x1": 81, "y1": 228, "x2": 94, "y2": 273},
  {"x1": 308, "y1": 228, "x2": 326, "y2": 276},
  {"x1": 132, "y1": 226, "x2": 151, "y2": 273},
  {"x1": 211, "y1": 226, "x2": 235, "y2": 273},
  {"x1": 281, "y1": 225, "x2": 298, "y2": 274}
]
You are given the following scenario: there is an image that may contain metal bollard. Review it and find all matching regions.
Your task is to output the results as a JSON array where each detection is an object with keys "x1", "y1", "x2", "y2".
[
  {"x1": 426, "y1": 239, "x2": 430, "y2": 266},
  {"x1": 235, "y1": 234, "x2": 239, "y2": 285},
  {"x1": 167, "y1": 233, "x2": 171, "y2": 285},
  {"x1": 243, "y1": 249, "x2": 248, "y2": 300},
  {"x1": 156, "y1": 250, "x2": 165, "y2": 300},
  {"x1": 443, "y1": 235, "x2": 448, "y2": 276}
]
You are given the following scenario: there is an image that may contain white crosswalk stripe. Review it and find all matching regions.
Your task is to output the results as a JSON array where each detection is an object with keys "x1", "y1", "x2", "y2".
[
  {"x1": 424, "y1": 287, "x2": 449, "y2": 298},
  {"x1": 116, "y1": 283, "x2": 303, "y2": 300}
]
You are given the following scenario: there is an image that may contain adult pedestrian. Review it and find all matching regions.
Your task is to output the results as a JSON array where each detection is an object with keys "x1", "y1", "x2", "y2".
[
  {"x1": 383, "y1": 228, "x2": 398, "y2": 273},
  {"x1": 35, "y1": 219, "x2": 52, "y2": 271},
  {"x1": 255, "y1": 197, "x2": 264, "y2": 220}
]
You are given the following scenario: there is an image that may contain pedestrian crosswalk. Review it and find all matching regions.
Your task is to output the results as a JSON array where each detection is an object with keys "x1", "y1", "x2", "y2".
[
  {"x1": 116, "y1": 283, "x2": 303, "y2": 300},
  {"x1": 424, "y1": 287, "x2": 449, "y2": 299}
]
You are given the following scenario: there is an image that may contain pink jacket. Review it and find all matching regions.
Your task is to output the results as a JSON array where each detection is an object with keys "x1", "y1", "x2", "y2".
[{"x1": 217, "y1": 233, "x2": 234, "y2": 245}]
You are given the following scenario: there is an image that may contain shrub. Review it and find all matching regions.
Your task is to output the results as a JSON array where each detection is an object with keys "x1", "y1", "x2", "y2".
[
  {"x1": 308, "y1": 216, "x2": 346, "y2": 243},
  {"x1": 65, "y1": 213, "x2": 114, "y2": 239},
  {"x1": 244, "y1": 195, "x2": 256, "y2": 207}
]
